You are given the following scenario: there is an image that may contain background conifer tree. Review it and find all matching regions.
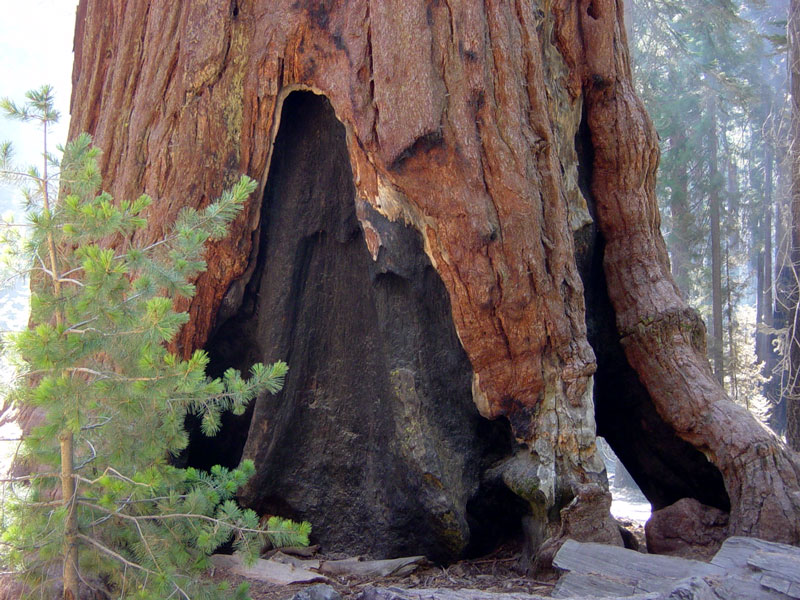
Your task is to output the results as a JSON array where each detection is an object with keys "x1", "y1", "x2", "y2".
[
  {"x1": 628, "y1": 0, "x2": 785, "y2": 423},
  {"x1": 0, "y1": 86, "x2": 310, "y2": 600}
]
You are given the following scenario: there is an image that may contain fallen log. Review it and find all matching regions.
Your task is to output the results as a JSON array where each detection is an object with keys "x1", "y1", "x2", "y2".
[
  {"x1": 552, "y1": 536, "x2": 799, "y2": 599},
  {"x1": 264, "y1": 544, "x2": 321, "y2": 558},
  {"x1": 356, "y1": 586, "x2": 659, "y2": 600},
  {"x1": 270, "y1": 551, "x2": 322, "y2": 571},
  {"x1": 210, "y1": 553, "x2": 426, "y2": 585},
  {"x1": 552, "y1": 539, "x2": 722, "y2": 597},
  {"x1": 710, "y1": 537, "x2": 800, "y2": 599},
  {"x1": 213, "y1": 538, "x2": 800, "y2": 599}
]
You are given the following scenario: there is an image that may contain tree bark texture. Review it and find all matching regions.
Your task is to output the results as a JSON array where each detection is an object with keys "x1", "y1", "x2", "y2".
[
  {"x1": 66, "y1": 0, "x2": 800, "y2": 557},
  {"x1": 761, "y1": 147, "x2": 776, "y2": 383},
  {"x1": 765, "y1": 147, "x2": 774, "y2": 341},
  {"x1": 59, "y1": 432, "x2": 78, "y2": 600}
]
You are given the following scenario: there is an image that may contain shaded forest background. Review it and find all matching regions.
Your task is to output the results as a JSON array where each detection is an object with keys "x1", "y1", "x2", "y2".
[{"x1": 629, "y1": 0, "x2": 793, "y2": 437}]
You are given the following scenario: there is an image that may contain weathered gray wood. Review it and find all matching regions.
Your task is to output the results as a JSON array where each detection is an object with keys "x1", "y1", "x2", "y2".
[
  {"x1": 318, "y1": 556, "x2": 425, "y2": 578},
  {"x1": 552, "y1": 540, "x2": 723, "y2": 597},
  {"x1": 711, "y1": 536, "x2": 800, "y2": 572},
  {"x1": 269, "y1": 544, "x2": 321, "y2": 558},
  {"x1": 663, "y1": 577, "x2": 719, "y2": 600},
  {"x1": 553, "y1": 537, "x2": 800, "y2": 599},
  {"x1": 210, "y1": 554, "x2": 328, "y2": 585},
  {"x1": 356, "y1": 587, "x2": 660, "y2": 600},
  {"x1": 359, "y1": 588, "x2": 549, "y2": 600},
  {"x1": 749, "y1": 550, "x2": 800, "y2": 579},
  {"x1": 747, "y1": 551, "x2": 800, "y2": 598},
  {"x1": 552, "y1": 572, "x2": 639, "y2": 597},
  {"x1": 703, "y1": 576, "x2": 787, "y2": 600},
  {"x1": 666, "y1": 575, "x2": 791, "y2": 600},
  {"x1": 270, "y1": 550, "x2": 322, "y2": 571},
  {"x1": 707, "y1": 537, "x2": 800, "y2": 599}
]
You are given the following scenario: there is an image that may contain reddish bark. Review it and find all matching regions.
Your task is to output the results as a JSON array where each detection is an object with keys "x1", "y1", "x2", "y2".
[
  {"x1": 646, "y1": 498, "x2": 729, "y2": 561},
  {"x1": 70, "y1": 0, "x2": 594, "y2": 423},
  {"x1": 69, "y1": 0, "x2": 608, "y2": 520}
]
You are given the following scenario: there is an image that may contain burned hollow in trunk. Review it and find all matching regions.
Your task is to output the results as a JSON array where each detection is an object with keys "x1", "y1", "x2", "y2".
[{"x1": 183, "y1": 91, "x2": 527, "y2": 562}]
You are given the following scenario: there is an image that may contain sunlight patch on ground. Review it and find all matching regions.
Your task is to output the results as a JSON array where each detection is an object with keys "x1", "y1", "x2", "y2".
[
  {"x1": 611, "y1": 487, "x2": 652, "y2": 523},
  {"x1": 598, "y1": 436, "x2": 652, "y2": 524}
]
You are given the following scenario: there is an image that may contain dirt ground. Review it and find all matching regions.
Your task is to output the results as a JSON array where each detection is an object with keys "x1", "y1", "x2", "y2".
[
  {"x1": 211, "y1": 542, "x2": 551, "y2": 600},
  {"x1": 212, "y1": 521, "x2": 648, "y2": 600}
]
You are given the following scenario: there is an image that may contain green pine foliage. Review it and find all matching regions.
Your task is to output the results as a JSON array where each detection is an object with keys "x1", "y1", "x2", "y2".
[{"x1": 0, "y1": 86, "x2": 310, "y2": 599}]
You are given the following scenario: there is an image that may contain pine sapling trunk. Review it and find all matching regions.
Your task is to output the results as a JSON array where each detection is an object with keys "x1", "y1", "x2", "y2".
[
  {"x1": 49, "y1": 221, "x2": 79, "y2": 600},
  {"x1": 59, "y1": 431, "x2": 78, "y2": 600},
  {"x1": 41, "y1": 120, "x2": 79, "y2": 600}
]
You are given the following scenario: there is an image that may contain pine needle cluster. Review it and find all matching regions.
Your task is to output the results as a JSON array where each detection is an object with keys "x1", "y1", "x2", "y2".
[{"x1": 0, "y1": 86, "x2": 310, "y2": 600}]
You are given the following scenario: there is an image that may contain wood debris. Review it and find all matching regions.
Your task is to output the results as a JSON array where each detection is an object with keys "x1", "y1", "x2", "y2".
[{"x1": 210, "y1": 554, "x2": 328, "y2": 585}]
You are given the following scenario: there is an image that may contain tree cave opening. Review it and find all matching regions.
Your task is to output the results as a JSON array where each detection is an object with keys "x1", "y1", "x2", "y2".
[
  {"x1": 573, "y1": 110, "x2": 731, "y2": 515},
  {"x1": 181, "y1": 90, "x2": 528, "y2": 562}
]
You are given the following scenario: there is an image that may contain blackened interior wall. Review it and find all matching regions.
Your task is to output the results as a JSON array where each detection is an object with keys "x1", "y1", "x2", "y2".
[{"x1": 186, "y1": 91, "x2": 525, "y2": 561}]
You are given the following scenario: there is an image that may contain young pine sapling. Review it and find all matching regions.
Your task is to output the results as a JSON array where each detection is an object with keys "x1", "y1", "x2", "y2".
[{"x1": 0, "y1": 86, "x2": 310, "y2": 600}]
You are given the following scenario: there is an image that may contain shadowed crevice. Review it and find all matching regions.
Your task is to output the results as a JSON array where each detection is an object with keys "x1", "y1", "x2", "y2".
[
  {"x1": 184, "y1": 91, "x2": 526, "y2": 561},
  {"x1": 573, "y1": 111, "x2": 730, "y2": 513}
]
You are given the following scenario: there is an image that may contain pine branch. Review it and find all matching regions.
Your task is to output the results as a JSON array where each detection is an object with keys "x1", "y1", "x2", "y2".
[
  {"x1": 78, "y1": 466, "x2": 153, "y2": 488},
  {"x1": 78, "y1": 500, "x2": 308, "y2": 541},
  {"x1": 77, "y1": 533, "x2": 165, "y2": 580},
  {"x1": 0, "y1": 472, "x2": 62, "y2": 483}
]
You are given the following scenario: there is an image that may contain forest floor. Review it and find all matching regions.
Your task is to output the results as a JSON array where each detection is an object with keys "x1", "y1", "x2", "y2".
[
  {"x1": 213, "y1": 541, "x2": 557, "y2": 600},
  {"x1": 213, "y1": 518, "x2": 649, "y2": 600}
]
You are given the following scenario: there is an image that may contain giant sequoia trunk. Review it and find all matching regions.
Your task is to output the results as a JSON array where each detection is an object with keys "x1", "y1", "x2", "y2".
[{"x1": 67, "y1": 0, "x2": 800, "y2": 560}]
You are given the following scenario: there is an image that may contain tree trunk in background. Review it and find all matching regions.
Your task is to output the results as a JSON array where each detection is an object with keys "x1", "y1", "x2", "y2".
[
  {"x1": 709, "y1": 99, "x2": 725, "y2": 385},
  {"x1": 726, "y1": 247, "x2": 738, "y2": 400},
  {"x1": 763, "y1": 144, "x2": 786, "y2": 433},
  {"x1": 757, "y1": 251, "x2": 766, "y2": 362},
  {"x1": 773, "y1": 162, "x2": 791, "y2": 435},
  {"x1": 758, "y1": 148, "x2": 774, "y2": 368},
  {"x1": 766, "y1": 148, "x2": 775, "y2": 338},
  {"x1": 668, "y1": 131, "x2": 691, "y2": 296},
  {"x1": 764, "y1": 147, "x2": 775, "y2": 370},
  {"x1": 725, "y1": 160, "x2": 738, "y2": 400},
  {"x1": 66, "y1": 0, "x2": 800, "y2": 560},
  {"x1": 577, "y1": 0, "x2": 800, "y2": 542},
  {"x1": 788, "y1": 0, "x2": 800, "y2": 451}
]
